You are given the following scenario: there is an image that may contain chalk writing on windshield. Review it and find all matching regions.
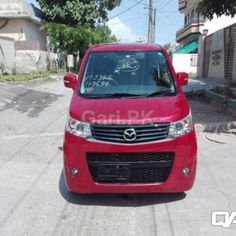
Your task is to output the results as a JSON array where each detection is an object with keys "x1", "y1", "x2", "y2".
[
  {"x1": 115, "y1": 57, "x2": 140, "y2": 73},
  {"x1": 84, "y1": 75, "x2": 117, "y2": 92}
]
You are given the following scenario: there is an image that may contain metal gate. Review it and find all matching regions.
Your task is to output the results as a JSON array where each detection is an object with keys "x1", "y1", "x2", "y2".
[
  {"x1": 224, "y1": 23, "x2": 236, "y2": 81},
  {"x1": 203, "y1": 34, "x2": 213, "y2": 78}
]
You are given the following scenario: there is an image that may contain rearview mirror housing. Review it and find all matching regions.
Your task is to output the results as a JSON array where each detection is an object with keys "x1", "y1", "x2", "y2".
[
  {"x1": 177, "y1": 72, "x2": 189, "y2": 86},
  {"x1": 64, "y1": 73, "x2": 77, "y2": 89}
]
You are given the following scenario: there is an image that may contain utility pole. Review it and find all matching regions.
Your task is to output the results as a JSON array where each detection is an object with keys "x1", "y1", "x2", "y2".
[
  {"x1": 153, "y1": 8, "x2": 156, "y2": 43},
  {"x1": 147, "y1": 0, "x2": 156, "y2": 44}
]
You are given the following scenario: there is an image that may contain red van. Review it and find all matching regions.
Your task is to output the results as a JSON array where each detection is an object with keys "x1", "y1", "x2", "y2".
[{"x1": 63, "y1": 44, "x2": 197, "y2": 194}]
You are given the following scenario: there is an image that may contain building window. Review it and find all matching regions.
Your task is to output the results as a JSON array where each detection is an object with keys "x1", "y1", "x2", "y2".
[
  {"x1": 185, "y1": 14, "x2": 190, "y2": 25},
  {"x1": 197, "y1": 10, "x2": 200, "y2": 18},
  {"x1": 184, "y1": 15, "x2": 187, "y2": 25},
  {"x1": 191, "y1": 9, "x2": 194, "y2": 19}
]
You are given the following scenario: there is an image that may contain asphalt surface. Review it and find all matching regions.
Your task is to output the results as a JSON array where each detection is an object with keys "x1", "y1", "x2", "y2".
[
  {"x1": 0, "y1": 78, "x2": 236, "y2": 236},
  {"x1": 183, "y1": 78, "x2": 224, "y2": 94}
]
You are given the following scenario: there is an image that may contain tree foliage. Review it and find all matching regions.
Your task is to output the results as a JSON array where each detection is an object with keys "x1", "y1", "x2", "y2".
[
  {"x1": 198, "y1": 0, "x2": 236, "y2": 20},
  {"x1": 37, "y1": 0, "x2": 121, "y2": 54},
  {"x1": 43, "y1": 23, "x2": 117, "y2": 55}
]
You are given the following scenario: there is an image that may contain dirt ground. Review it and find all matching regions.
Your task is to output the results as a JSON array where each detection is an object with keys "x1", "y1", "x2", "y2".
[{"x1": 189, "y1": 98, "x2": 235, "y2": 125}]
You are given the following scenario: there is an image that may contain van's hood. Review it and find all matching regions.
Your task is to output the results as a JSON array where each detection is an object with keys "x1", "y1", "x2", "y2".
[{"x1": 69, "y1": 93, "x2": 189, "y2": 124}]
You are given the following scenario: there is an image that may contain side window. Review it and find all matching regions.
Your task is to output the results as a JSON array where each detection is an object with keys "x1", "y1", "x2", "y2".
[
  {"x1": 159, "y1": 59, "x2": 172, "y2": 87},
  {"x1": 148, "y1": 53, "x2": 172, "y2": 88}
]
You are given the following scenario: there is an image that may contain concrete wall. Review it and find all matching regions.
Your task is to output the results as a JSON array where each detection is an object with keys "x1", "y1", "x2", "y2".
[
  {"x1": 233, "y1": 32, "x2": 236, "y2": 82},
  {"x1": 15, "y1": 50, "x2": 57, "y2": 73},
  {"x1": 0, "y1": 0, "x2": 36, "y2": 17},
  {"x1": 21, "y1": 19, "x2": 46, "y2": 50},
  {"x1": 0, "y1": 19, "x2": 25, "y2": 41},
  {"x1": 198, "y1": 23, "x2": 236, "y2": 81},
  {"x1": 0, "y1": 19, "x2": 47, "y2": 50},
  {"x1": 208, "y1": 29, "x2": 225, "y2": 80},
  {"x1": 0, "y1": 36, "x2": 15, "y2": 74},
  {"x1": 197, "y1": 35, "x2": 204, "y2": 78},
  {"x1": 172, "y1": 53, "x2": 198, "y2": 75}
]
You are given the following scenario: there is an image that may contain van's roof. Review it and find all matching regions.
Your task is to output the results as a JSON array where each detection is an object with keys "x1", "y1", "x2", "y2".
[{"x1": 90, "y1": 43, "x2": 163, "y2": 52}]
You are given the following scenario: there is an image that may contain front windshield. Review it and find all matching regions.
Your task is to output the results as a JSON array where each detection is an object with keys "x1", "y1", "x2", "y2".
[{"x1": 80, "y1": 51, "x2": 176, "y2": 98}]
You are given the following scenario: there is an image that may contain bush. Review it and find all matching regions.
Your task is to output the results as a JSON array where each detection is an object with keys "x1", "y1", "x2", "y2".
[{"x1": 0, "y1": 72, "x2": 50, "y2": 82}]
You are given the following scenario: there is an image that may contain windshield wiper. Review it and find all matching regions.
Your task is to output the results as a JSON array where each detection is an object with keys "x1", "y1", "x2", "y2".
[
  {"x1": 145, "y1": 90, "x2": 175, "y2": 97},
  {"x1": 104, "y1": 92, "x2": 142, "y2": 97},
  {"x1": 84, "y1": 93, "x2": 142, "y2": 99},
  {"x1": 83, "y1": 91, "x2": 176, "y2": 99}
]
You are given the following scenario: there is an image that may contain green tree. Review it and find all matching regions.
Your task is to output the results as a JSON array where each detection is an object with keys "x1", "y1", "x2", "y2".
[
  {"x1": 37, "y1": 0, "x2": 121, "y2": 55},
  {"x1": 44, "y1": 23, "x2": 117, "y2": 55},
  {"x1": 96, "y1": 24, "x2": 118, "y2": 43},
  {"x1": 198, "y1": 0, "x2": 236, "y2": 20}
]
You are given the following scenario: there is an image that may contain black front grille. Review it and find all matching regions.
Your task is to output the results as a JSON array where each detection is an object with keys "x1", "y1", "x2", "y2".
[
  {"x1": 90, "y1": 123, "x2": 170, "y2": 144},
  {"x1": 87, "y1": 152, "x2": 174, "y2": 184}
]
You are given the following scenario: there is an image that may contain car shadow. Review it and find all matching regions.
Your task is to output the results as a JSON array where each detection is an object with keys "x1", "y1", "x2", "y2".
[{"x1": 59, "y1": 171, "x2": 186, "y2": 207}]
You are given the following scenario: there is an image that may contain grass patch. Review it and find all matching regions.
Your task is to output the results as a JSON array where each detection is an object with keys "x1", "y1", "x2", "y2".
[{"x1": 0, "y1": 72, "x2": 49, "y2": 82}]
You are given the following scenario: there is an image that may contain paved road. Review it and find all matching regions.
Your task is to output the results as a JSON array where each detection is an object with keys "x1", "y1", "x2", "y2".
[
  {"x1": 183, "y1": 77, "x2": 224, "y2": 94},
  {"x1": 0, "y1": 79, "x2": 236, "y2": 236}
]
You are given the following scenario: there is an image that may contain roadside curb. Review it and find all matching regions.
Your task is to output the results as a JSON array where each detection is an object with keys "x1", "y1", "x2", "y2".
[
  {"x1": 185, "y1": 87, "x2": 236, "y2": 134},
  {"x1": 185, "y1": 86, "x2": 236, "y2": 119},
  {"x1": 185, "y1": 89, "x2": 205, "y2": 98},
  {"x1": 205, "y1": 89, "x2": 236, "y2": 110},
  {"x1": 195, "y1": 121, "x2": 236, "y2": 133},
  {"x1": 23, "y1": 74, "x2": 64, "y2": 86}
]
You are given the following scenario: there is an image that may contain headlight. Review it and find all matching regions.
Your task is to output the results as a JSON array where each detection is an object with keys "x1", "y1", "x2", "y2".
[
  {"x1": 65, "y1": 115, "x2": 92, "y2": 138},
  {"x1": 168, "y1": 113, "x2": 193, "y2": 139}
]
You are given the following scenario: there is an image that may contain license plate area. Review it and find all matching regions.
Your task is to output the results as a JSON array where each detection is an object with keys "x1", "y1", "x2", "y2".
[{"x1": 98, "y1": 164, "x2": 130, "y2": 183}]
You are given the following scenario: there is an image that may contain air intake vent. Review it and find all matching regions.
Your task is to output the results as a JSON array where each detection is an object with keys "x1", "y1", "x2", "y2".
[{"x1": 87, "y1": 152, "x2": 174, "y2": 184}]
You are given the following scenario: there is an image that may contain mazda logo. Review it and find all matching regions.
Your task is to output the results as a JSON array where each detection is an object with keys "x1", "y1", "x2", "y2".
[{"x1": 123, "y1": 128, "x2": 137, "y2": 142}]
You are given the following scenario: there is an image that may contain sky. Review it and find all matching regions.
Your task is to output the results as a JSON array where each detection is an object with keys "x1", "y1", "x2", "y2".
[{"x1": 28, "y1": 0, "x2": 183, "y2": 45}]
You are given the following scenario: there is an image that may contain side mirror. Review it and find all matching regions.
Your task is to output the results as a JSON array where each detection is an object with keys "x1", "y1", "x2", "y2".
[
  {"x1": 64, "y1": 73, "x2": 76, "y2": 89},
  {"x1": 177, "y1": 72, "x2": 189, "y2": 86}
]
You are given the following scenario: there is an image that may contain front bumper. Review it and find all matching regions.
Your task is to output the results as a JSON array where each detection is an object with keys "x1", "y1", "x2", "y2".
[{"x1": 63, "y1": 131, "x2": 197, "y2": 193}]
